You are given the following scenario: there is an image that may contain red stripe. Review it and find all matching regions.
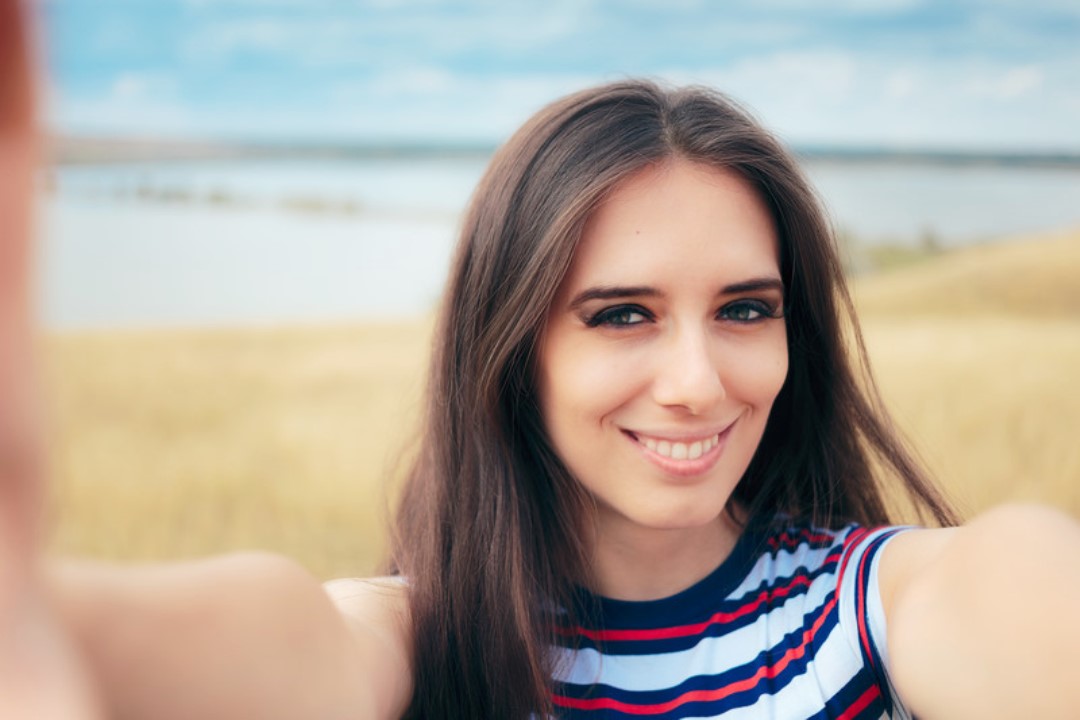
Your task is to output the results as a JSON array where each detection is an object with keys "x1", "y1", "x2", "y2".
[
  {"x1": 855, "y1": 542, "x2": 875, "y2": 669},
  {"x1": 835, "y1": 684, "x2": 881, "y2": 720},
  {"x1": 766, "y1": 528, "x2": 837, "y2": 551},
  {"x1": 836, "y1": 527, "x2": 871, "y2": 592},
  {"x1": 552, "y1": 596, "x2": 838, "y2": 714},
  {"x1": 553, "y1": 559, "x2": 838, "y2": 642}
]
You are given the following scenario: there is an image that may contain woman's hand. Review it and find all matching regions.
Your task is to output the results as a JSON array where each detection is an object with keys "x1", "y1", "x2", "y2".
[
  {"x1": 2, "y1": 4, "x2": 410, "y2": 715},
  {"x1": 883, "y1": 504, "x2": 1080, "y2": 719},
  {"x1": 0, "y1": 0, "x2": 103, "y2": 716}
]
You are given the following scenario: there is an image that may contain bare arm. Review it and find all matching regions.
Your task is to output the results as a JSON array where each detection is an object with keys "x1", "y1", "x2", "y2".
[
  {"x1": 1, "y1": 0, "x2": 101, "y2": 715},
  {"x1": 883, "y1": 504, "x2": 1080, "y2": 719},
  {"x1": 51, "y1": 553, "x2": 412, "y2": 720},
  {"x1": 3, "y1": 1, "x2": 411, "y2": 715},
  {"x1": 324, "y1": 577, "x2": 413, "y2": 719}
]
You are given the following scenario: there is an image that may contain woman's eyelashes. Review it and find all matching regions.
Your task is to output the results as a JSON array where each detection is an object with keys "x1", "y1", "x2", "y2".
[
  {"x1": 582, "y1": 298, "x2": 783, "y2": 329},
  {"x1": 717, "y1": 298, "x2": 783, "y2": 323},
  {"x1": 584, "y1": 304, "x2": 653, "y2": 328}
]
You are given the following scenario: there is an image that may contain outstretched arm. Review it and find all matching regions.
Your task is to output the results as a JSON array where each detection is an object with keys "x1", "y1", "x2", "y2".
[
  {"x1": 1, "y1": 0, "x2": 101, "y2": 715},
  {"x1": 2, "y1": 1, "x2": 413, "y2": 714},
  {"x1": 51, "y1": 554, "x2": 413, "y2": 720},
  {"x1": 883, "y1": 504, "x2": 1080, "y2": 719}
]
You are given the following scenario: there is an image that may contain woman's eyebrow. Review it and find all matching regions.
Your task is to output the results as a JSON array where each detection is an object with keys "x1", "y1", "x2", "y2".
[
  {"x1": 568, "y1": 277, "x2": 784, "y2": 310},
  {"x1": 567, "y1": 285, "x2": 659, "y2": 311},
  {"x1": 720, "y1": 277, "x2": 785, "y2": 295}
]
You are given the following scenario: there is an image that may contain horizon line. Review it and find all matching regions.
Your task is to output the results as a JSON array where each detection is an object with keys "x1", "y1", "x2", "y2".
[{"x1": 46, "y1": 134, "x2": 1080, "y2": 169}]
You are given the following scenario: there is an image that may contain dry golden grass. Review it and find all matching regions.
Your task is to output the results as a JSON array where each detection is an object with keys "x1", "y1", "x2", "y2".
[
  {"x1": 853, "y1": 227, "x2": 1080, "y2": 520},
  {"x1": 44, "y1": 321, "x2": 432, "y2": 579},
  {"x1": 861, "y1": 317, "x2": 1080, "y2": 517},
  {"x1": 854, "y1": 226, "x2": 1080, "y2": 318},
  {"x1": 44, "y1": 227, "x2": 1080, "y2": 578}
]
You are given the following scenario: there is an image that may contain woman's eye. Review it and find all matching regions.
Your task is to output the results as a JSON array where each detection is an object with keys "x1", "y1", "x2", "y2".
[
  {"x1": 719, "y1": 300, "x2": 777, "y2": 323},
  {"x1": 586, "y1": 305, "x2": 651, "y2": 327}
]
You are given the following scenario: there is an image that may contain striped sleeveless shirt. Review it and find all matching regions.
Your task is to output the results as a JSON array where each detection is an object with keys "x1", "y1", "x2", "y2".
[{"x1": 550, "y1": 521, "x2": 912, "y2": 719}]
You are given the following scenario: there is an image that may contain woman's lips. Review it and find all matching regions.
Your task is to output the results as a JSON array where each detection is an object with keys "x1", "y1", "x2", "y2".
[{"x1": 623, "y1": 424, "x2": 734, "y2": 477}]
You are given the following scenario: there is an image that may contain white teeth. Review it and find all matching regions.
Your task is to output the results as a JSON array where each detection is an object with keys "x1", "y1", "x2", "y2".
[{"x1": 639, "y1": 433, "x2": 721, "y2": 460}]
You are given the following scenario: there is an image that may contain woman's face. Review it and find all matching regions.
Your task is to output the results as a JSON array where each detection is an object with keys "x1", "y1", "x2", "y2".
[{"x1": 538, "y1": 159, "x2": 788, "y2": 541}]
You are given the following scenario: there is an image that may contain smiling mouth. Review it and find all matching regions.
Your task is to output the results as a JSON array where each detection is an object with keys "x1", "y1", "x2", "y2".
[
  {"x1": 622, "y1": 424, "x2": 735, "y2": 476},
  {"x1": 635, "y1": 433, "x2": 721, "y2": 460}
]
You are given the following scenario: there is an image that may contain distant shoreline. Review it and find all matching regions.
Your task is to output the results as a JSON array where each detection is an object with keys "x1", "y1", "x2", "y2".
[{"x1": 48, "y1": 135, "x2": 1080, "y2": 170}]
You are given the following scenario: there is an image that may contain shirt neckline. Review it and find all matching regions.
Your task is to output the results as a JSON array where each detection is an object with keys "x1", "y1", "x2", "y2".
[{"x1": 572, "y1": 518, "x2": 767, "y2": 628}]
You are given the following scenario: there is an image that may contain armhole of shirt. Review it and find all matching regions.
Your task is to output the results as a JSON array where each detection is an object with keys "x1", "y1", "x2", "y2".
[{"x1": 837, "y1": 525, "x2": 914, "y2": 720}]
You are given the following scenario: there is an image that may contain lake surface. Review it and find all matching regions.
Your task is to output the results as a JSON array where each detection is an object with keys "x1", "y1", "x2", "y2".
[{"x1": 39, "y1": 157, "x2": 1080, "y2": 329}]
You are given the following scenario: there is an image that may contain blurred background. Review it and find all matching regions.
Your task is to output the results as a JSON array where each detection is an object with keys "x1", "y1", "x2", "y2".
[{"x1": 37, "y1": 0, "x2": 1080, "y2": 578}]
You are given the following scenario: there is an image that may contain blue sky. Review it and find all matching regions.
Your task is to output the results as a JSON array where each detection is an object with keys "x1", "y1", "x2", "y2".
[{"x1": 41, "y1": 0, "x2": 1080, "y2": 151}]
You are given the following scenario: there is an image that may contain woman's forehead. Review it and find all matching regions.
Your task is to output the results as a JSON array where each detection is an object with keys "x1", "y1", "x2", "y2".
[{"x1": 559, "y1": 159, "x2": 780, "y2": 295}]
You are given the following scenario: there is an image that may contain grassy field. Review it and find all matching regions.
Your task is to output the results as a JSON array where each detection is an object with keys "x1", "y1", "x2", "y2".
[
  {"x1": 44, "y1": 228, "x2": 1080, "y2": 579},
  {"x1": 852, "y1": 227, "x2": 1080, "y2": 519}
]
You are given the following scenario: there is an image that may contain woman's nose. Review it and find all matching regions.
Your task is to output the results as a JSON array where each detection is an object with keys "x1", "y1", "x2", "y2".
[{"x1": 650, "y1": 324, "x2": 726, "y2": 415}]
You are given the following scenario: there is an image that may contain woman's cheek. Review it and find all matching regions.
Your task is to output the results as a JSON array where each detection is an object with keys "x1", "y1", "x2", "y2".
[{"x1": 731, "y1": 331, "x2": 789, "y2": 402}]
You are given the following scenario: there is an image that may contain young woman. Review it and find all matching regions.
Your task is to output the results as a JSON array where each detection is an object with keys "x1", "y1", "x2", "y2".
[
  {"x1": 28, "y1": 79, "x2": 1080, "y2": 718},
  {"x1": 370, "y1": 80, "x2": 1080, "y2": 718}
]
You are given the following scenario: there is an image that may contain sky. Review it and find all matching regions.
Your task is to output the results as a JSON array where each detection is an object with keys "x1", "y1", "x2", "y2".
[{"x1": 39, "y1": 0, "x2": 1080, "y2": 151}]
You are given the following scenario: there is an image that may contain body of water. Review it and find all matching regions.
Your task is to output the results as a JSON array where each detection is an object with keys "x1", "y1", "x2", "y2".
[{"x1": 39, "y1": 157, "x2": 1080, "y2": 329}]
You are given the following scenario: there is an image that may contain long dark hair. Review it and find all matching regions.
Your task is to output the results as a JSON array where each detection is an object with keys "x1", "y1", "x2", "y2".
[{"x1": 390, "y1": 79, "x2": 956, "y2": 719}]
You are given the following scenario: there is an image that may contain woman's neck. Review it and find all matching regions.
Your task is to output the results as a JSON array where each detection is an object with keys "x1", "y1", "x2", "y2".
[{"x1": 586, "y1": 509, "x2": 744, "y2": 602}]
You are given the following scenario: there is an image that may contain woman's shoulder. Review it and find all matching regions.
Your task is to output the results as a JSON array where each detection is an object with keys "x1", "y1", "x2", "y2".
[
  {"x1": 323, "y1": 575, "x2": 411, "y2": 659},
  {"x1": 324, "y1": 575, "x2": 409, "y2": 604},
  {"x1": 323, "y1": 576, "x2": 414, "y2": 719},
  {"x1": 879, "y1": 505, "x2": 1080, "y2": 717}
]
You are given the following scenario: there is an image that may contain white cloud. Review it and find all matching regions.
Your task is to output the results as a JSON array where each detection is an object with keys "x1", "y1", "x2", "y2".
[
  {"x1": 999, "y1": 65, "x2": 1044, "y2": 99},
  {"x1": 964, "y1": 64, "x2": 1044, "y2": 101},
  {"x1": 999, "y1": 66, "x2": 1044, "y2": 99},
  {"x1": 177, "y1": 2, "x2": 588, "y2": 69},
  {"x1": 749, "y1": 0, "x2": 925, "y2": 12},
  {"x1": 367, "y1": 67, "x2": 460, "y2": 96},
  {"x1": 330, "y1": 71, "x2": 606, "y2": 141},
  {"x1": 49, "y1": 95, "x2": 197, "y2": 137},
  {"x1": 647, "y1": 54, "x2": 1079, "y2": 151},
  {"x1": 183, "y1": 18, "x2": 297, "y2": 60},
  {"x1": 885, "y1": 69, "x2": 918, "y2": 101},
  {"x1": 110, "y1": 72, "x2": 176, "y2": 101},
  {"x1": 665, "y1": 50, "x2": 860, "y2": 110}
]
